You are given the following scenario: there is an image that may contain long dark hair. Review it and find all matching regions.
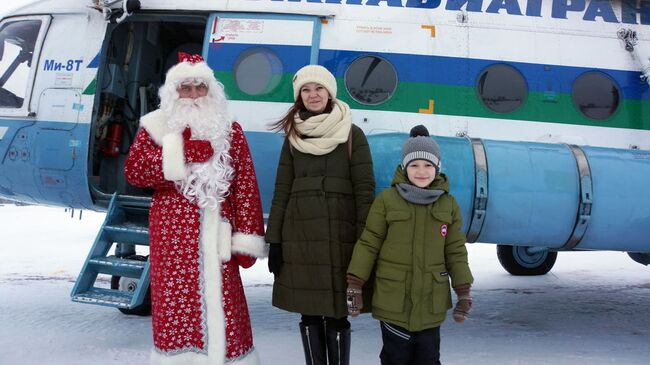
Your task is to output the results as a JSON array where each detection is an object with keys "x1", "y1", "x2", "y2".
[{"x1": 269, "y1": 98, "x2": 306, "y2": 139}]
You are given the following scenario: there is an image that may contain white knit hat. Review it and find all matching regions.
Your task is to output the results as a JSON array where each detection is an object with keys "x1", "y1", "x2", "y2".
[
  {"x1": 165, "y1": 52, "x2": 215, "y2": 87},
  {"x1": 292, "y1": 65, "x2": 337, "y2": 101}
]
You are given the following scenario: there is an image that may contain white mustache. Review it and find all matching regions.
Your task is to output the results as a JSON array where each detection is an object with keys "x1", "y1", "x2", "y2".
[{"x1": 176, "y1": 96, "x2": 209, "y2": 108}]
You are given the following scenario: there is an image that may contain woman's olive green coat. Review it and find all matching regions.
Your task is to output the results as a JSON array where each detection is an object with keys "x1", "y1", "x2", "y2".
[
  {"x1": 347, "y1": 167, "x2": 473, "y2": 332},
  {"x1": 266, "y1": 124, "x2": 375, "y2": 318}
]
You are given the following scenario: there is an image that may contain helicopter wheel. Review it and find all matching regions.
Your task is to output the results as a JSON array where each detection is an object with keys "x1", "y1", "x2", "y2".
[
  {"x1": 496, "y1": 245, "x2": 557, "y2": 276},
  {"x1": 110, "y1": 255, "x2": 151, "y2": 316}
]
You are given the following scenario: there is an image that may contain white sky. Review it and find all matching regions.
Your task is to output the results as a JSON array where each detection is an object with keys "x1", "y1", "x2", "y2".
[{"x1": 0, "y1": 0, "x2": 34, "y2": 18}]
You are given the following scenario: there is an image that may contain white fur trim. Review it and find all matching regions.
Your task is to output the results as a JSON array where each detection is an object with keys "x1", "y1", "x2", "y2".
[
  {"x1": 140, "y1": 109, "x2": 171, "y2": 146},
  {"x1": 150, "y1": 208, "x2": 259, "y2": 365},
  {"x1": 151, "y1": 347, "x2": 258, "y2": 365},
  {"x1": 162, "y1": 133, "x2": 188, "y2": 181},
  {"x1": 201, "y1": 209, "x2": 219, "y2": 261},
  {"x1": 218, "y1": 221, "x2": 233, "y2": 262},
  {"x1": 149, "y1": 349, "x2": 208, "y2": 365},
  {"x1": 201, "y1": 207, "x2": 227, "y2": 365},
  {"x1": 166, "y1": 61, "x2": 216, "y2": 87},
  {"x1": 140, "y1": 109, "x2": 188, "y2": 181},
  {"x1": 198, "y1": 210, "x2": 233, "y2": 264},
  {"x1": 232, "y1": 233, "x2": 268, "y2": 258},
  {"x1": 148, "y1": 345, "x2": 260, "y2": 365}
]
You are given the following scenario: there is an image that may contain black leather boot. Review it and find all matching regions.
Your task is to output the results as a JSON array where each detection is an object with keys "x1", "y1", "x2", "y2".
[
  {"x1": 326, "y1": 327, "x2": 351, "y2": 365},
  {"x1": 300, "y1": 322, "x2": 327, "y2": 365}
]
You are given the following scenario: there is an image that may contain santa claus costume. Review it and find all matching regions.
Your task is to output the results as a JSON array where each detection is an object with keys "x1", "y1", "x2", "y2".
[{"x1": 125, "y1": 53, "x2": 266, "y2": 365}]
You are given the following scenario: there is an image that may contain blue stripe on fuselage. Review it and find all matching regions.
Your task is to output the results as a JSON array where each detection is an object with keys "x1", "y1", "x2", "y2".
[
  {"x1": 207, "y1": 42, "x2": 649, "y2": 100},
  {"x1": 319, "y1": 49, "x2": 650, "y2": 100},
  {"x1": 207, "y1": 43, "x2": 311, "y2": 74}
]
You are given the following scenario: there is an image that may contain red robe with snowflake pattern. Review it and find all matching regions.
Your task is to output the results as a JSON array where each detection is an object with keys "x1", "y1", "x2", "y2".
[{"x1": 125, "y1": 110, "x2": 266, "y2": 365}]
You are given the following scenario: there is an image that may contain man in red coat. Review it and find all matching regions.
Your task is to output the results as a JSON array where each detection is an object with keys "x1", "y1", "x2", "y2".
[{"x1": 125, "y1": 53, "x2": 266, "y2": 365}]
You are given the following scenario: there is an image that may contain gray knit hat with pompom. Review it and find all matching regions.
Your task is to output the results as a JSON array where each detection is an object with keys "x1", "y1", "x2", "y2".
[{"x1": 401, "y1": 125, "x2": 441, "y2": 170}]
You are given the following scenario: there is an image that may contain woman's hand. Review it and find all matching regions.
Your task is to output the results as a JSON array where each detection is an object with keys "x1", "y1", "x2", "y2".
[{"x1": 267, "y1": 243, "x2": 283, "y2": 274}]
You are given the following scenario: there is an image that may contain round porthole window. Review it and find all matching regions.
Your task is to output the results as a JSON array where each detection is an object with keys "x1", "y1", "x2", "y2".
[
  {"x1": 344, "y1": 55, "x2": 397, "y2": 105},
  {"x1": 234, "y1": 48, "x2": 283, "y2": 95},
  {"x1": 572, "y1": 71, "x2": 620, "y2": 121},
  {"x1": 476, "y1": 64, "x2": 528, "y2": 113}
]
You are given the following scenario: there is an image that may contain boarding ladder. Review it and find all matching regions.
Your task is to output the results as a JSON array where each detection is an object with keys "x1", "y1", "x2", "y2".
[{"x1": 70, "y1": 193, "x2": 151, "y2": 314}]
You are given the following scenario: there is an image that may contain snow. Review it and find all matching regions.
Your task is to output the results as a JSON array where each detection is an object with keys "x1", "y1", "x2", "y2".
[
  {"x1": 1, "y1": 0, "x2": 648, "y2": 362},
  {"x1": 1, "y1": 204, "x2": 649, "y2": 365}
]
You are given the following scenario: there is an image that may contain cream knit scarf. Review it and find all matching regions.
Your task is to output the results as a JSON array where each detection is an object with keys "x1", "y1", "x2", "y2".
[{"x1": 288, "y1": 99, "x2": 352, "y2": 155}]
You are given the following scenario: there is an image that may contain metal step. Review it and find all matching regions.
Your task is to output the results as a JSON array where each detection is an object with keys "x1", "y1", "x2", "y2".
[
  {"x1": 71, "y1": 287, "x2": 133, "y2": 308},
  {"x1": 87, "y1": 255, "x2": 146, "y2": 278},
  {"x1": 104, "y1": 223, "x2": 149, "y2": 245},
  {"x1": 71, "y1": 193, "x2": 151, "y2": 311}
]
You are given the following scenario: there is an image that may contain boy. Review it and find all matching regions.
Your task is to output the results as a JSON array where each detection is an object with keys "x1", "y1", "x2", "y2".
[{"x1": 346, "y1": 125, "x2": 474, "y2": 365}]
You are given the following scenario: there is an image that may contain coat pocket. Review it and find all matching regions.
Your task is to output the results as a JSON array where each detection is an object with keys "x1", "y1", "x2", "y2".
[
  {"x1": 386, "y1": 211, "x2": 410, "y2": 223},
  {"x1": 431, "y1": 270, "x2": 452, "y2": 314},
  {"x1": 373, "y1": 264, "x2": 407, "y2": 313},
  {"x1": 430, "y1": 210, "x2": 452, "y2": 224},
  {"x1": 384, "y1": 211, "x2": 412, "y2": 248}
]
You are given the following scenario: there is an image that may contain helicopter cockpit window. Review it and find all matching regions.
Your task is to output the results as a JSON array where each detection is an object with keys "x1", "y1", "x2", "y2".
[
  {"x1": 345, "y1": 55, "x2": 397, "y2": 105},
  {"x1": 234, "y1": 48, "x2": 283, "y2": 95},
  {"x1": 477, "y1": 64, "x2": 527, "y2": 113},
  {"x1": 0, "y1": 19, "x2": 41, "y2": 109},
  {"x1": 572, "y1": 71, "x2": 620, "y2": 121}
]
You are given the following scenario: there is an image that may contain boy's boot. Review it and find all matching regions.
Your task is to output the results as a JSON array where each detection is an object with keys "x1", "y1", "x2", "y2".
[
  {"x1": 300, "y1": 322, "x2": 327, "y2": 365},
  {"x1": 326, "y1": 327, "x2": 351, "y2": 365}
]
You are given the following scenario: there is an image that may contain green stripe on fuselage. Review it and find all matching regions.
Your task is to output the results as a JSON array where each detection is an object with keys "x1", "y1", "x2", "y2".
[
  {"x1": 216, "y1": 71, "x2": 649, "y2": 131},
  {"x1": 83, "y1": 78, "x2": 97, "y2": 95}
]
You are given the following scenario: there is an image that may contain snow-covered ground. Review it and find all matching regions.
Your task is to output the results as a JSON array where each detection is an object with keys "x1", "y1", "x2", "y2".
[{"x1": 0, "y1": 204, "x2": 649, "y2": 365}]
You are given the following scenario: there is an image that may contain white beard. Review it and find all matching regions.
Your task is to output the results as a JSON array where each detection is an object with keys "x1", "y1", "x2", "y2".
[{"x1": 166, "y1": 96, "x2": 234, "y2": 211}]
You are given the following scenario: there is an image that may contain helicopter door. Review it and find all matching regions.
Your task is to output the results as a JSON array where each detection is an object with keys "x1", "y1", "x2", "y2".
[
  {"x1": 204, "y1": 13, "x2": 321, "y2": 99},
  {"x1": 204, "y1": 13, "x2": 322, "y2": 212},
  {"x1": 33, "y1": 13, "x2": 94, "y2": 207}
]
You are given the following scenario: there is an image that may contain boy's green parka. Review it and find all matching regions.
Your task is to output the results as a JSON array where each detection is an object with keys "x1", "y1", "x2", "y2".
[{"x1": 347, "y1": 166, "x2": 474, "y2": 332}]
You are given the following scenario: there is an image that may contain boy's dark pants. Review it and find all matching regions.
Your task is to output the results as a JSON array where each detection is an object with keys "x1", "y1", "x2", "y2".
[{"x1": 379, "y1": 321, "x2": 441, "y2": 365}]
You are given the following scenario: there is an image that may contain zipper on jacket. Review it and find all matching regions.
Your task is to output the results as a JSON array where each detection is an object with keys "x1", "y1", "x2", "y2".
[
  {"x1": 306, "y1": 326, "x2": 314, "y2": 364},
  {"x1": 337, "y1": 332, "x2": 341, "y2": 364}
]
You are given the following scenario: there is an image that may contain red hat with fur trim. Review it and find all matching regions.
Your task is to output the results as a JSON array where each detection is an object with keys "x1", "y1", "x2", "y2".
[{"x1": 164, "y1": 52, "x2": 215, "y2": 86}]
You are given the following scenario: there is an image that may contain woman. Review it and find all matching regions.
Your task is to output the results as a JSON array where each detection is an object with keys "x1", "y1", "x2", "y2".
[{"x1": 265, "y1": 65, "x2": 375, "y2": 365}]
